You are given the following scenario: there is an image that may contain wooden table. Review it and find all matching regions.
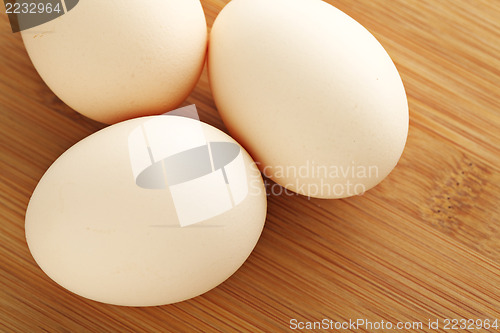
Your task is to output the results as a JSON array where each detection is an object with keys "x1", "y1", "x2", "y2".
[{"x1": 1, "y1": 0, "x2": 499, "y2": 332}]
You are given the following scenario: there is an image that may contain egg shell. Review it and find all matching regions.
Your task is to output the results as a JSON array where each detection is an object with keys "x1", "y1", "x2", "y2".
[
  {"x1": 25, "y1": 116, "x2": 267, "y2": 306},
  {"x1": 208, "y1": 0, "x2": 409, "y2": 199},
  {"x1": 21, "y1": 0, "x2": 207, "y2": 124}
]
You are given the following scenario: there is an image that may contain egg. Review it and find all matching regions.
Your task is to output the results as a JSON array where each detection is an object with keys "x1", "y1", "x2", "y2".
[
  {"x1": 208, "y1": 0, "x2": 409, "y2": 199},
  {"x1": 21, "y1": 0, "x2": 207, "y2": 124},
  {"x1": 25, "y1": 114, "x2": 267, "y2": 306}
]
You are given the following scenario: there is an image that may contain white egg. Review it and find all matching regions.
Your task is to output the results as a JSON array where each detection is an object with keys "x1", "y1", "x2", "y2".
[
  {"x1": 25, "y1": 115, "x2": 267, "y2": 306},
  {"x1": 22, "y1": 0, "x2": 207, "y2": 124},
  {"x1": 209, "y1": 0, "x2": 409, "y2": 199}
]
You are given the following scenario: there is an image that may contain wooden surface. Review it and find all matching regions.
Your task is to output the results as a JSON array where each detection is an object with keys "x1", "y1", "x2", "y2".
[{"x1": 1, "y1": 0, "x2": 499, "y2": 332}]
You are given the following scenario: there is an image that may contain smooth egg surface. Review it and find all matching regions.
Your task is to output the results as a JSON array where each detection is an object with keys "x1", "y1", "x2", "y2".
[
  {"x1": 21, "y1": 0, "x2": 207, "y2": 124},
  {"x1": 209, "y1": 0, "x2": 409, "y2": 199},
  {"x1": 25, "y1": 115, "x2": 267, "y2": 306}
]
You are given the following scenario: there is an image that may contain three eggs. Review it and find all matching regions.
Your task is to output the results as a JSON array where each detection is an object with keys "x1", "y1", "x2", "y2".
[{"x1": 23, "y1": 0, "x2": 408, "y2": 306}]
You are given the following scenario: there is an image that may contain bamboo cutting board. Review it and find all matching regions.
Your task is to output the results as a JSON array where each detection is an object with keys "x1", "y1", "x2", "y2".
[{"x1": 1, "y1": 0, "x2": 500, "y2": 332}]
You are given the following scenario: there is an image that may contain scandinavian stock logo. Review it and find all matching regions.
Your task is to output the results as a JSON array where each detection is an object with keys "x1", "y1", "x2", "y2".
[{"x1": 127, "y1": 105, "x2": 249, "y2": 228}]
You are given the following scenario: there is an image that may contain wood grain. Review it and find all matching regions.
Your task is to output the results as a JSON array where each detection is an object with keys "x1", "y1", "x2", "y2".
[{"x1": 1, "y1": 0, "x2": 499, "y2": 332}]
